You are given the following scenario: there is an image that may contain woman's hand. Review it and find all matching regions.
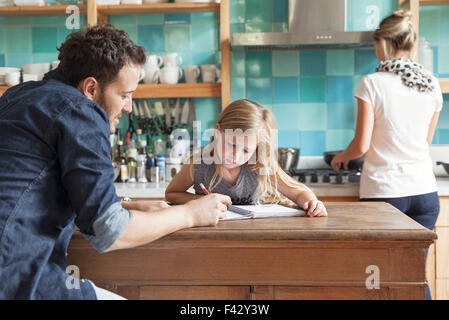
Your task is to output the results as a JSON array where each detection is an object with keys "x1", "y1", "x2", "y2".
[
  {"x1": 331, "y1": 152, "x2": 349, "y2": 173},
  {"x1": 122, "y1": 200, "x2": 171, "y2": 212},
  {"x1": 303, "y1": 199, "x2": 328, "y2": 217}
]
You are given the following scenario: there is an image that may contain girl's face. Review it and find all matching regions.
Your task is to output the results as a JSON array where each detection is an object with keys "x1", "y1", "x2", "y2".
[
  {"x1": 374, "y1": 39, "x2": 387, "y2": 61},
  {"x1": 215, "y1": 129, "x2": 258, "y2": 169}
]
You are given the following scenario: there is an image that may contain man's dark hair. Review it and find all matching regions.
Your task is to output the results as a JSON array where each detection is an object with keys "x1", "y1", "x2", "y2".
[{"x1": 57, "y1": 24, "x2": 146, "y2": 87}]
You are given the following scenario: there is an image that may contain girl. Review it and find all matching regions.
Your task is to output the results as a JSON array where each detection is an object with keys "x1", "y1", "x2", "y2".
[
  {"x1": 166, "y1": 99, "x2": 327, "y2": 217},
  {"x1": 330, "y1": 11, "x2": 443, "y2": 299}
]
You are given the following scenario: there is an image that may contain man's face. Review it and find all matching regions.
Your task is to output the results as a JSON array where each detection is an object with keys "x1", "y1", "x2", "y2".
[{"x1": 96, "y1": 63, "x2": 140, "y2": 134}]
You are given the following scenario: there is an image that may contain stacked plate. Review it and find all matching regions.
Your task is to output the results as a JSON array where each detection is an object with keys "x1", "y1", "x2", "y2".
[
  {"x1": 0, "y1": 0, "x2": 15, "y2": 6},
  {"x1": 14, "y1": 0, "x2": 46, "y2": 6},
  {"x1": 0, "y1": 68, "x2": 21, "y2": 85},
  {"x1": 96, "y1": 0, "x2": 120, "y2": 4}
]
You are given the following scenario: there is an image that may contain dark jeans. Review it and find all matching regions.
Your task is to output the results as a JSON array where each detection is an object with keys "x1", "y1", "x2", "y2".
[{"x1": 360, "y1": 191, "x2": 440, "y2": 300}]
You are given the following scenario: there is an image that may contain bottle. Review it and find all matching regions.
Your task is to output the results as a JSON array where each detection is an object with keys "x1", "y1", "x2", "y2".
[
  {"x1": 156, "y1": 154, "x2": 166, "y2": 182},
  {"x1": 136, "y1": 128, "x2": 143, "y2": 145},
  {"x1": 154, "y1": 136, "x2": 166, "y2": 157},
  {"x1": 138, "y1": 140, "x2": 148, "y2": 156},
  {"x1": 137, "y1": 154, "x2": 148, "y2": 183},
  {"x1": 127, "y1": 140, "x2": 138, "y2": 161},
  {"x1": 115, "y1": 140, "x2": 128, "y2": 183},
  {"x1": 127, "y1": 157, "x2": 137, "y2": 183},
  {"x1": 146, "y1": 153, "x2": 155, "y2": 182},
  {"x1": 127, "y1": 113, "x2": 136, "y2": 139}
]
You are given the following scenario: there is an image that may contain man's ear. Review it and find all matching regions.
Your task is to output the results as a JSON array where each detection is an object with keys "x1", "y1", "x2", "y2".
[
  {"x1": 79, "y1": 77, "x2": 100, "y2": 101},
  {"x1": 215, "y1": 123, "x2": 220, "y2": 130}
]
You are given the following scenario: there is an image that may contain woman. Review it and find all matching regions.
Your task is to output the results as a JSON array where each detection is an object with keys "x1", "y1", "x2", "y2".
[{"x1": 331, "y1": 10, "x2": 443, "y2": 299}]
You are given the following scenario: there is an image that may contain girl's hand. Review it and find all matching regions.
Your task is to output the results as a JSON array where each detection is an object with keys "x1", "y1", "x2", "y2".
[
  {"x1": 122, "y1": 200, "x2": 171, "y2": 212},
  {"x1": 303, "y1": 199, "x2": 328, "y2": 217},
  {"x1": 331, "y1": 152, "x2": 349, "y2": 173}
]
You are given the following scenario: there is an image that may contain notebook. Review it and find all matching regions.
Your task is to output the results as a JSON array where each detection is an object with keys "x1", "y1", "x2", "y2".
[{"x1": 221, "y1": 204, "x2": 307, "y2": 221}]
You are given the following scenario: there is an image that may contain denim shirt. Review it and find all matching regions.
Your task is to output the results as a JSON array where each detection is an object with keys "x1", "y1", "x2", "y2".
[{"x1": 0, "y1": 70, "x2": 130, "y2": 299}]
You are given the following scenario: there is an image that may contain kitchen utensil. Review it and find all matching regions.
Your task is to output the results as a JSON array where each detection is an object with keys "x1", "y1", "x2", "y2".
[
  {"x1": 278, "y1": 148, "x2": 300, "y2": 172},
  {"x1": 180, "y1": 99, "x2": 190, "y2": 125},
  {"x1": 324, "y1": 150, "x2": 364, "y2": 171},
  {"x1": 173, "y1": 98, "x2": 181, "y2": 126},
  {"x1": 187, "y1": 98, "x2": 196, "y2": 124},
  {"x1": 164, "y1": 98, "x2": 171, "y2": 128},
  {"x1": 437, "y1": 162, "x2": 449, "y2": 175}
]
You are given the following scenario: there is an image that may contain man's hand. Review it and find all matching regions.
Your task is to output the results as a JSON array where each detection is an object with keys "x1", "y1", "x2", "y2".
[{"x1": 184, "y1": 193, "x2": 232, "y2": 227}]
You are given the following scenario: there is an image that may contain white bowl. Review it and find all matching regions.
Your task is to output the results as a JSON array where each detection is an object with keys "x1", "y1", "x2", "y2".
[
  {"x1": 22, "y1": 73, "x2": 39, "y2": 82},
  {"x1": 22, "y1": 63, "x2": 50, "y2": 77}
]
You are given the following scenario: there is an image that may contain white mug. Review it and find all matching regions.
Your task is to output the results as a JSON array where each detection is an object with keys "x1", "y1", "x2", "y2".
[
  {"x1": 143, "y1": 67, "x2": 160, "y2": 84},
  {"x1": 184, "y1": 65, "x2": 200, "y2": 84},
  {"x1": 200, "y1": 64, "x2": 218, "y2": 83},
  {"x1": 146, "y1": 54, "x2": 163, "y2": 69},
  {"x1": 163, "y1": 53, "x2": 183, "y2": 68},
  {"x1": 160, "y1": 67, "x2": 183, "y2": 84}
]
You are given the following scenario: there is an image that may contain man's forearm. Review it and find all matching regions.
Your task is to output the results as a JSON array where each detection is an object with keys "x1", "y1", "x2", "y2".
[{"x1": 104, "y1": 205, "x2": 192, "y2": 252}]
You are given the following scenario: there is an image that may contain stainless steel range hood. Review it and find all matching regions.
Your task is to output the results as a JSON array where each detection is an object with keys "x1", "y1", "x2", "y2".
[{"x1": 231, "y1": 0, "x2": 374, "y2": 49}]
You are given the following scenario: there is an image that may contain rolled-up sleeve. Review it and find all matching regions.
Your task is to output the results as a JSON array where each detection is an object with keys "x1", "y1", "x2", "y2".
[
  {"x1": 82, "y1": 201, "x2": 130, "y2": 252},
  {"x1": 54, "y1": 99, "x2": 128, "y2": 252}
]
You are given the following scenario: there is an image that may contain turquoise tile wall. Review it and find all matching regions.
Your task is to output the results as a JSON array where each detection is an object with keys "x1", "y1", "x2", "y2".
[{"x1": 0, "y1": 1, "x2": 448, "y2": 156}]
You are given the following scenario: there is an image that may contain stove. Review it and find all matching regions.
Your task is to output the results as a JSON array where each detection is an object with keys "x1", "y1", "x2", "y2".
[{"x1": 289, "y1": 168, "x2": 361, "y2": 184}]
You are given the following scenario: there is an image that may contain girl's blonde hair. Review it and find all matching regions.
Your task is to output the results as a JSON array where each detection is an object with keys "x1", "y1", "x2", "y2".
[
  {"x1": 374, "y1": 10, "x2": 417, "y2": 60},
  {"x1": 194, "y1": 99, "x2": 308, "y2": 205}
]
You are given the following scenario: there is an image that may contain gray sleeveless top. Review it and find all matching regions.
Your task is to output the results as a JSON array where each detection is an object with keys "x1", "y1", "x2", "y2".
[{"x1": 193, "y1": 163, "x2": 260, "y2": 205}]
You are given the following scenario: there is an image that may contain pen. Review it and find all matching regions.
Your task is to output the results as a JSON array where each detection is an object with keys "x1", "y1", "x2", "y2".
[{"x1": 199, "y1": 183, "x2": 210, "y2": 195}]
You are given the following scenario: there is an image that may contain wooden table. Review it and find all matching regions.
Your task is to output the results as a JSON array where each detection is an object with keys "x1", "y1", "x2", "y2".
[{"x1": 67, "y1": 202, "x2": 437, "y2": 300}]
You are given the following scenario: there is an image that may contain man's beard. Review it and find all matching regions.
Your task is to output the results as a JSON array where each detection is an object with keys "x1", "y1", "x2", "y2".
[{"x1": 96, "y1": 89, "x2": 117, "y2": 134}]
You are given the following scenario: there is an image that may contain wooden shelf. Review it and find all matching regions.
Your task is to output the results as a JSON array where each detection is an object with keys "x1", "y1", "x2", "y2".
[
  {"x1": 1, "y1": 83, "x2": 221, "y2": 98},
  {"x1": 439, "y1": 78, "x2": 449, "y2": 94},
  {"x1": 97, "y1": 3, "x2": 220, "y2": 16},
  {"x1": 0, "y1": 5, "x2": 87, "y2": 17},
  {"x1": 133, "y1": 83, "x2": 221, "y2": 99},
  {"x1": 419, "y1": 0, "x2": 449, "y2": 6}
]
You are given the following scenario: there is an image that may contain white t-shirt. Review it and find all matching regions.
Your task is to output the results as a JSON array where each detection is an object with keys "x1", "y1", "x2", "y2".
[{"x1": 354, "y1": 72, "x2": 443, "y2": 198}]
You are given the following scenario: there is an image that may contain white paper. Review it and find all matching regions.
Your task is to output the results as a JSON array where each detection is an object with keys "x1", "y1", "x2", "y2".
[{"x1": 220, "y1": 204, "x2": 306, "y2": 221}]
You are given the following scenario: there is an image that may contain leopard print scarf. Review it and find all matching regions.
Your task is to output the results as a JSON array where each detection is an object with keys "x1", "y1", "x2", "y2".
[{"x1": 376, "y1": 59, "x2": 435, "y2": 93}]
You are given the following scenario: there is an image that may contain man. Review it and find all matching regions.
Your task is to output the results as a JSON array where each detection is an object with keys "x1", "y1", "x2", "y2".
[{"x1": 0, "y1": 24, "x2": 231, "y2": 299}]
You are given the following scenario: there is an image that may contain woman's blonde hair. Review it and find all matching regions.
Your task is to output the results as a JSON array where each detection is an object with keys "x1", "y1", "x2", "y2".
[
  {"x1": 374, "y1": 10, "x2": 417, "y2": 60},
  {"x1": 193, "y1": 99, "x2": 308, "y2": 205}
]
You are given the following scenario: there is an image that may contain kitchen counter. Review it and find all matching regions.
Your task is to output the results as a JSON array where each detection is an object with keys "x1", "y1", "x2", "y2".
[
  {"x1": 67, "y1": 202, "x2": 436, "y2": 300},
  {"x1": 114, "y1": 177, "x2": 449, "y2": 199}
]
